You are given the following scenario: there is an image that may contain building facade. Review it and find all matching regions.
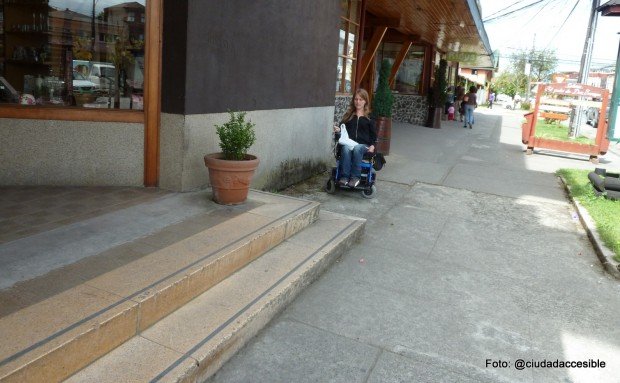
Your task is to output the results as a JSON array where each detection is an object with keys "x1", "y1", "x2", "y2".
[{"x1": 0, "y1": 0, "x2": 494, "y2": 191}]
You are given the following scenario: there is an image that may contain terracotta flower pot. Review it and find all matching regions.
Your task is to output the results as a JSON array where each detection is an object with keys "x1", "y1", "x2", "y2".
[{"x1": 204, "y1": 153, "x2": 259, "y2": 205}]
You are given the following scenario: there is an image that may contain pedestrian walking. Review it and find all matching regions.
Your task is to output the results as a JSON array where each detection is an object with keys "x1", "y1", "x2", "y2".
[
  {"x1": 455, "y1": 84, "x2": 465, "y2": 122},
  {"x1": 463, "y1": 86, "x2": 477, "y2": 129}
]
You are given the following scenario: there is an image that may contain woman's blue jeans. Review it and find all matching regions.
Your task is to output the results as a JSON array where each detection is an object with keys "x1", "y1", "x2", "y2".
[
  {"x1": 464, "y1": 104, "x2": 475, "y2": 126},
  {"x1": 340, "y1": 144, "x2": 368, "y2": 179}
]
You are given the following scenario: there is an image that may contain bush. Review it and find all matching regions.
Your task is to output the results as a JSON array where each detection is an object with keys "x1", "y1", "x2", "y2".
[
  {"x1": 215, "y1": 111, "x2": 256, "y2": 160},
  {"x1": 372, "y1": 59, "x2": 394, "y2": 117}
]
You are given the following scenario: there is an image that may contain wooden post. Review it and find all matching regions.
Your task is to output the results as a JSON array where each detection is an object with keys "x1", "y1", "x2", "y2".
[
  {"x1": 389, "y1": 41, "x2": 412, "y2": 87},
  {"x1": 353, "y1": 0, "x2": 367, "y2": 93},
  {"x1": 355, "y1": 27, "x2": 387, "y2": 89},
  {"x1": 422, "y1": 44, "x2": 433, "y2": 95},
  {"x1": 144, "y1": 0, "x2": 162, "y2": 187}
]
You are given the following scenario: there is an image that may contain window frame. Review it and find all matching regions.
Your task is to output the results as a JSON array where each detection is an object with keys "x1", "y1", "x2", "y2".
[
  {"x1": 0, "y1": 0, "x2": 156, "y2": 123},
  {"x1": 336, "y1": 0, "x2": 360, "y2": 95}
]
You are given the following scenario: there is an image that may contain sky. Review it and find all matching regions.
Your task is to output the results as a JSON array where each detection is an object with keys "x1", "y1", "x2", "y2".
[
  {"x1": 49, "y1": 0, "x2": 145, "y2": 16},
  {"x1": 479, "y1": 0, "x2": 619, "y2": 72}
]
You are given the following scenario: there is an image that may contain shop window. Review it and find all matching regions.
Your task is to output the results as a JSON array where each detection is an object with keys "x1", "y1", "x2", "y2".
[
  {"x1": 376, "y1": 43, "x2": 425, "y2": 95},
  {"x1": 336, "y1": 0, "x2": 359, "y2": 94},
  {"x1": 0, "y1": 0, "x2": 146, "y2": 110}
]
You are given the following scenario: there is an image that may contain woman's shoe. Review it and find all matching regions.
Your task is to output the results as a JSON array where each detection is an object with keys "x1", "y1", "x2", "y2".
[
  {"x1": 338, "y1": 178, "x2": 349, "y2": 187},
  {"x1": 348, "y1": 177, "x2": 360, "y2": 188},
  {"x1": 469, "y1": 123, "x2": 472, "y2": 129}
]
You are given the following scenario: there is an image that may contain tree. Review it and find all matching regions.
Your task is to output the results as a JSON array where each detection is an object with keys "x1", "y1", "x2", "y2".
[
  {"x1": 509, "y1": 48, "x2": 557, "y2": 83},
  {"x1": 372, "y1": 59, "x2": 394, "y2": 118},
  {"x1": 491, "y1": 71, "x2": 522, "y2": 98},
  {"x1": 491, "y1": 48, "x2": 557, "y2": 97}
]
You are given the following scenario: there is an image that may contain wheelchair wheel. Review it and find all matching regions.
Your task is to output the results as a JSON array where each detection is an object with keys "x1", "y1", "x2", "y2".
[
  {"x1": 325, "y1": 179, "x2": 336, "y2": 194},
  {"x1": 362, "y1": 185, "x2": 376, "y2": 199}
]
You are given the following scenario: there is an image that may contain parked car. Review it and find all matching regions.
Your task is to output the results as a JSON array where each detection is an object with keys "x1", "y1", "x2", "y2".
[
  {"x1": 89, "y1": 63, "x2": 117, "y2": 94},
  {"x1": 72, "y1": 60, "x2": 116, "y2": 95},
  {"x1": 494, "y1": 93, "x2": 515, "y2": 109},
  {"x1": 585, "y1": 106, "x2": 610, "y2": 129},
  {"x1": 72, "y1": 72, "x2": 98, "y2": 94}
]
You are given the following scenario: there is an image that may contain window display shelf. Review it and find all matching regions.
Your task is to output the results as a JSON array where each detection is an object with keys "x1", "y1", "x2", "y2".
[
  {"x1": 7, "y1": 59, "x2": 51, "y2": 66},
  {"x1": 5, "y1": 30, "x2": 51, "y2": 35}
]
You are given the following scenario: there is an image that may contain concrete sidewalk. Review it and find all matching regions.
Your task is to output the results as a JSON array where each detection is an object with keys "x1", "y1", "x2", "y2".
[{"x1": 209, "y1": 108, "x2": 620, "y2": 382}]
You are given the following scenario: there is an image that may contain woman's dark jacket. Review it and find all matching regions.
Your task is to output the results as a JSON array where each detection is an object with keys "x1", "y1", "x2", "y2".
[{"x1": 340, "y1": 115, "x2": 377, "y2": 146}]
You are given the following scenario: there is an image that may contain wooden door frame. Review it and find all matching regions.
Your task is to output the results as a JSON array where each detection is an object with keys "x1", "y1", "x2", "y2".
[{"x1": 144, "y1": 0, "x2": 162, "y2": 187}]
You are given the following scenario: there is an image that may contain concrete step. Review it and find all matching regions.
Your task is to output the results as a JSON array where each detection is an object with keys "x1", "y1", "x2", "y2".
[
  {"x1": 65, "y1": 210, "x2": 365, "y2": 383},
  {"x1": 0, "y1": 191, "x2": 319, "y2": 383}
]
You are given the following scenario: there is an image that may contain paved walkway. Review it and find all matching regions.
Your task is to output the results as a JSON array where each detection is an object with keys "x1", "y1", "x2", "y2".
[{"x1": 209, "y1": 108, "x2": 620, "y2": 382}]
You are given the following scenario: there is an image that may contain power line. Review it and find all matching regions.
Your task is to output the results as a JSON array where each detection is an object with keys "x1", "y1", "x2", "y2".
[
  {"x1": 544, "y1": 0, "x2": 580, "y2": 50},
  {"x1": 524, "y1": 0, "x2": 556, "y2": 27},
  {"x1": 483, "y1": 0, "x2": 530, "y2": 20},
  {"x1": 483, "y1": 0, "x2": 547, "y2": 23}
]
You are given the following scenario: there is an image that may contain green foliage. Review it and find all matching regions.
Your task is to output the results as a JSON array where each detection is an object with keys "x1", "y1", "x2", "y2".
[
  {"x1": 215, "y1": 111, "x2": 256, "y2": 160},
  {"x1": 491, "y1": 48, "x2": 557, "y2": 98},
  {"x1": 510, "y1": 48, "x2": 557, "y2": 82},
  {"x1": 535, "y1": 122, "x2": 593, "y2": 144},
  {"x1": 372, "y1": 59, "x2": 394, "y2": 117},
  {"x1": 557, "y1": 169, "x2": 620, "y2": 261},
  {"x1": 491, "y1": 71, "x2": 522, "y2": 98},
  {"x1": 520, "y1": 101, "x2": 531, "y2": 110},
  {"x1": 431, "y1": 59, "x2": 448, "y2": 107}
]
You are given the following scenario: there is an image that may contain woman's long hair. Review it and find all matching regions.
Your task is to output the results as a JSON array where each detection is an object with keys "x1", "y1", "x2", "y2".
[{"x1": 342, "y1": 88, "x2": 371, "y2": 123}]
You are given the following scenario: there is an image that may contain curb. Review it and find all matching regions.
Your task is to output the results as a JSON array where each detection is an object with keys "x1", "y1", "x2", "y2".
[{"x1": 559, "y1": 175, "x2": 620, "y2": 280}]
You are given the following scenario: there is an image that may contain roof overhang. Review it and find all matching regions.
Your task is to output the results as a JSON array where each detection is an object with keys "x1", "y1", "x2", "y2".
[
  {"x1": 598, "y1": 0, "x2": 620, "y2": 16},
  {"x1": 366, "y1": 0, "x2": 495, "y2": 68}
]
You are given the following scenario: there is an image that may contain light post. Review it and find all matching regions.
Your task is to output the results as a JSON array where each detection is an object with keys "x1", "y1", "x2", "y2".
[
  {"x1": 525, "y1": 61, "x2": 531, "y2": 103},
  {"x1": 607, "y1": 33, "x2": 620, "y2": 141}
]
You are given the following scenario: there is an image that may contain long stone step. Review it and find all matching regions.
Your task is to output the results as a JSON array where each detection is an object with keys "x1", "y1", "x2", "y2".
[
  {"x1": 0, "y1": 191, "x2": 319, "y2": 383},
  {"x1": 65, "y1": 210, "x2": 365, "y2": 382}
]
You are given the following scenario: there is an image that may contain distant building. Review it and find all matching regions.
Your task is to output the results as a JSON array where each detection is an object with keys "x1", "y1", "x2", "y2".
[{"x1": 552, "y1": 70, "x2": 615, "y2": 92}]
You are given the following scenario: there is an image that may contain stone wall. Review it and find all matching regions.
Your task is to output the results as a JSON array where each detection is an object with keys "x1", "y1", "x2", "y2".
[
  {"x1": 392, "y1": 94, "x2": 428, "y2": 126},
  {"x1": 334, "y1": 95, "x2": 351, "y2": 123},
  {"x1": 0, "y1": 119, "x2": 144, "y2": 186},
  {"x1": 334, "y1": 94, "x2": 427, "y2": 126}
]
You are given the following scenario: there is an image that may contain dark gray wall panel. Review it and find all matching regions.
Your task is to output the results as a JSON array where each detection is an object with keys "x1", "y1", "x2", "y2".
[
  {"x1": 161, "y1": 0, "x2": 189, "y2": 114},
  {"x1": 184, "y1": 0, "x2": 340, "y2": 114}
]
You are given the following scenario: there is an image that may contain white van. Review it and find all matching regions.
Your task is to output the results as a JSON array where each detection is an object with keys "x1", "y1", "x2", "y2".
[{"x1": 88, "y1": 62, "x2": 117, "y2": 93}]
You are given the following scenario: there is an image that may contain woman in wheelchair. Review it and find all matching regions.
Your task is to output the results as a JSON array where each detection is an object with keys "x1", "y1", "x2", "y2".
[{"x1": 333, "y1": 88, "x2": 377, "y2": 188}]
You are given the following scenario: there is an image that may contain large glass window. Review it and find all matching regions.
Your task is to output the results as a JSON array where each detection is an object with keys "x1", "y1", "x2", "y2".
[
  {"x1": 0, "y1": 0, "x2": 145, "y2": 110},
  {"x1": 376, "y1": 43, "x2": 425, "y2": 95},
  {"x1": 336, "y1": 0, "x2": 359, "y2": 94}
]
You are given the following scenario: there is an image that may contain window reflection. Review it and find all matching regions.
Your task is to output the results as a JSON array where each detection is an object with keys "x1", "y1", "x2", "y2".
[
  {"x1": 376, "y1": 44, "x2": 425, "y2": 95},
  {"x1": 0, "y1": 0, "x2": 146, "y2": 110},
  {"x1": 336, "y1": 0, "x2": 359, "y2": 94}
]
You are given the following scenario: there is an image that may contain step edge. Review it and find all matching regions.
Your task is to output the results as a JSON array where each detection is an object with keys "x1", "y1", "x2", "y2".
[
  {"x1": 0, "y1": 202, "x2": 321, "y2": 383},
  {"x1": 155, "y1": 219, "x2": 365, "y2": 382}
]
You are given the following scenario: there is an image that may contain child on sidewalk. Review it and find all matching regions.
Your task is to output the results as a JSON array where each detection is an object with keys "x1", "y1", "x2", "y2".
[{"x1": 447, "y1": 103, "x2": 455, "y2": 121}]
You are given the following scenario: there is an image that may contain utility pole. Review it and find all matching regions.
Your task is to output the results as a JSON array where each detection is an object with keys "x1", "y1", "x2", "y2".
[
  {"x1": 526, "y1": 34, "x2": 535, "y2": 103},
  {"x1": 570, "y1": 0, "x2": 600, "y2": 138}
]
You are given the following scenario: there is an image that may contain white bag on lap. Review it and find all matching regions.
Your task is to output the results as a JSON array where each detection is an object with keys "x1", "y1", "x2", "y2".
[{"x1": 338, "y1": 123, "x2": 358, "y2": 151}]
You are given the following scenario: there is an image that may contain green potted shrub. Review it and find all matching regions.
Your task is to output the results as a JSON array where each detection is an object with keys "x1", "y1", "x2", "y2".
[
  {"x1": 427, "y1": 59, "x2": 447, "y2": 129},
  {"x1": 204, "y1": 111, "x2": 259, "y2": 205},
  {"x1": 372, "y1": 59, "x2": 395, "y2": 154}
]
